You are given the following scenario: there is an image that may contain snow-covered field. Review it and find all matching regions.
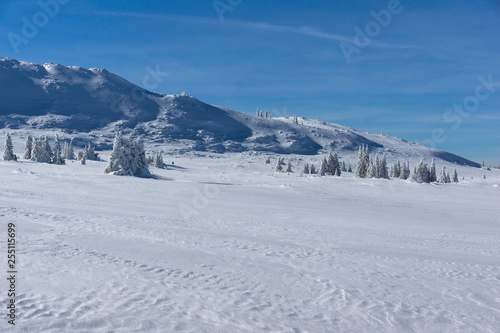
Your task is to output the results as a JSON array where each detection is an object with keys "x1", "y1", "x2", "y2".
[{"x1": 1, "y1": 152, "x2": 499, "y2": 332}]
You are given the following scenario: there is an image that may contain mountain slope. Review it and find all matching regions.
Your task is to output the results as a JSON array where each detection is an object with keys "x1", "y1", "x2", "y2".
[{"x1": 0, "y1": 57, "x2": 480, "y2": 167}]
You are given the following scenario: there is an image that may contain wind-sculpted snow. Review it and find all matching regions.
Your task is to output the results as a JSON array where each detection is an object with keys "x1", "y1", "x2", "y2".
[
  {"x1": 0, "y1": 154, "x2": 498, "y2": 332},
  {"x1": 0, "y1": 57, "x2": 480, "y2": 166}
]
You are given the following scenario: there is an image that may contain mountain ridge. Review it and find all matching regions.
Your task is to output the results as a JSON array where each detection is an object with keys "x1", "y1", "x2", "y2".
[{"x1": 0, "y1": 57, "x2": 480, "y2": 167}]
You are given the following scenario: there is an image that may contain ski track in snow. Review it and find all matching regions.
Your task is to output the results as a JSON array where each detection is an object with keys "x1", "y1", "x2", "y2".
[{"x1": 1, "y1": 154, "x2": 499, "y2": 332}]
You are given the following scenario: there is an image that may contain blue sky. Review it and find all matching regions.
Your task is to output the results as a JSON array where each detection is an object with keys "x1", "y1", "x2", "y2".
[{"x1": 1, "y1": 0, "x2": 499, "y2": 165}]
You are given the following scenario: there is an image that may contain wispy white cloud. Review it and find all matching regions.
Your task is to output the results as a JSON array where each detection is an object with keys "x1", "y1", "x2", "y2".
[{"x1": 88, "y1": 11, "x2": 415, "y2": 50}]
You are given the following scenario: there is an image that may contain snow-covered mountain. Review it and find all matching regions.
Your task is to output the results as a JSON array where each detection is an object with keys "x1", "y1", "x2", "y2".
[{"x1": 0, "y1": 57, "x2": 480, "y2": 167}]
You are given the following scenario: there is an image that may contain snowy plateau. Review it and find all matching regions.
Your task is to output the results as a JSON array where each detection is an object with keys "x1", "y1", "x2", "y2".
[{"x1": 1, "y1": 57, "x2": 499, "y2": 332}]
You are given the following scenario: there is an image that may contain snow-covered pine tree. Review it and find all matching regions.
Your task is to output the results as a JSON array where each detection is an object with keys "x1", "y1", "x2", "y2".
[
  {"x1": 104, "y1": 133, "x2": 126, "y2": 174},
  {"x1": 80, "y1": 155, "x2": 86, "y2": 165},
  {"x1": 265, "y1": 157, "x2": 271, "y2": 164},
  {"x1": 154, "y1": 152, "x2": 164, "y2": 168},
  {"x1": 355, "y1": 145, "x2": 370, "y2": 178},
  {"x1": 332, "y1": 153, "x2": 341, "y2": 176},
  {"x1": 325, "y1": 156, "x2": 332, "y2": 175},
  {"x1": 83, "y1": 143, "x2": 98, "y2": 161},
  {"x1": 275, "y1": 159, "x2": 283, "y2": 172},
  {"x1": 40, "y1": 136, "x2": 52, "y2": 163},
  {"x1": 452, "y1": 169, "x2": 459, "y2": 183},
  {"x1": 64, "y1": 139, "x2": 75, "y2": 160},
  {"x1": 130, "y1": 138, "x2": 151, "y2": 177},
  {"x1": 286, "y1": 161, "x2": 292, "y2": 173},
  {"x1": 367, "y1": 158, "x2": 376, "y2": 178},
  {"x1": 410, "y1": 160, "x2": 429, "y2": 183},
  {"x1": 52, "y1": 134, "x2": 64, "y2": 165},
  {"x1": 256, "y1": 108, "x2": 260, "y2": 117},
  {"x1": 399, "y1": 162, "x2": 410, "y2": 180},
  {"x1": 31, "y1": 138, "x2": 42, "y2": 162},
  {"x1": 302, "y1": 163, "x2": 310, "y2": 174},
  {"x1": 380, "y1": 155, "x2": 389, "y2": 179},
  {"x1": 390, "y1": 161, "x2": 401, "y2": 178},
  {"x1": 3, "y1": 133, "x2": 16, "y2": 161},
  {"x1": 318, "y1": 159, "x2": 326, "y2": 176},
  {"x1": 348, "y1": 164, "x2": 352, "y2": 173},
  {"x1": 429, "y1": 159, "x2": 437, "y2": 182},
  {"x1": 310, "y1": 164, "x2": 317, "y2": 174},
  {"x1": 439, "y1": 167, "x2": 449, "y2": 183},
  {"x1": 23, "y1": 135, "x2": 33, "y2": 160}
]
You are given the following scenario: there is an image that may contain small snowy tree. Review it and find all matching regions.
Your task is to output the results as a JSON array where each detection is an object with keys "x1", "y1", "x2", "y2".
[
  {"x1": 318, "y1": 159, "x2": 326, "y2": 176},
  {"x1": 104, "y1": 134, "x2": 150, "y2": 177},
  {"x1": 286, "y1": 161, "x2": 293, "y2": 173},
  {"x1": 275, "y1": 159, "x2": 283, "y2": 172},
  {"x1": 439, "y1": 167, "x2": 450, "y2": 183},
  {"x1": 31, "y1": 138, "x2": 43, "y2": 162},
  {"x1": 3, "y1": 133, "x2": 16, "y2": 161},
  {"x1": 452, "y1": 169, "x2": 459, "y2": 183},
  {"x1": 380, "y1": 155, "x2": 389, "y2": 179},
  {"x1": 429, "y1": 159, "x2": 437, "y2": 182},
  {"x1": 355, "y1": 145, "x2": 369, "y2": 178},
  {"x1": 52, "y1": 134, "x2": 64, "y2": 165},
  {"x1": 64, "y1": 139, "x2": 75, "y2": 160},
  {"x1": 23, "y1": 135, "x2": 33, "y2": 160},
  {"x1": 410, "y1": 160, "x2": 429, "y2": 183},
  {"x1": 399, "y1": 162, "x2": 410, "y2": 180},
  {"x1": 310, "y1": 164, "x2": 317, "y2": 174},
  {"x1": 302, "y1": 163, "x2": 310, "y2": 174},
  {"x1": 154, "y1": 152, "x2": 164, "y2": 168},
  {"x1": 80, "y1": 155, "x2": 86, "y2": 165},
  {"x1": 265, "y1": 157, "x2": 271, "y2": 164},
  {"x1": 347, "y1": 164, "x2": 352, "y2": 173},
  {"x1": 37, "y1": 136, "x2": 52, "y2": 163}
]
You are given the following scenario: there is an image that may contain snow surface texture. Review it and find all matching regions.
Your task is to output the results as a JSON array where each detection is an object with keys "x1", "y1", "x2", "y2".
[
  {"x1": 0, "y1": 57, "x2": 479, "y2": 166},
  {"x1": 1, "y1": 151, "x2": 499, "y2": 332}
]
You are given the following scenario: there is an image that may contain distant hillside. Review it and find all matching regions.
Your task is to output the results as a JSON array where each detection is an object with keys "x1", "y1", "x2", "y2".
[{"x1": 0, "y1": 57, "x2": 480, "y2": 167}]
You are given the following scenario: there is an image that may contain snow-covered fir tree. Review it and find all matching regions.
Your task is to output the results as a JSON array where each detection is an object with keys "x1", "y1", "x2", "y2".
[
  {"x1": 3, "y1": 133, "x2": 16, "y2": 161},
  {"x1": 286, "y1": 161, "x2": 293, "y2": 173},
  {"x1": 429, "y1": 159, "x2": 437, "y2": 182},
  {"x1": 310, "y1": 164, "x2": 317, "y2": 174},
  {"x1": 52, "y1": 134, "x2": 64, "y2": 165},
  {"x1": 265, "y1": 157, "x2": 271, "y2": 164},
  {"x1": 23, "y1": 135, "x2": 33, "y2": 160},
  {"x1": 347, "y1": 164, "x2": 352, "y2": 173},
  {"x1": 80, "y1": 154, "x2": 86, "y2": 165},
  {"x1": 154, "y1": 151, "x2": 164, "y2": 168},
  {"x1": 302, "y1": 163, "x2": 310, "y2": 174},
  {"x1": 399, "y1": 162, "x2": 411, "y2": 180},
  {"x1": 30, "y1": 138, "x2": 42, "y2": 162},
  {"x1": 63, "y1": 139, "x2": 75, "y2": 160},
  {"x1": 439, "y1": 167, "x2": 450, "y2": 183},
  {"x1": 104, "y1": 134, "x2": 151, "y2": 177},
  {"x1": 328, "y1": 153, "x2": 341, "y2": 176},
  {"x1": 451, "y1": 169, "x2": 459, "y2": 183},
  {"x1": 379, "y1": 155, "x2": 389, "y2": 179},
  {"x1": 341, "y1": 161, "x2": 346, "y2": 172},
  {"x1": 275, "y1": 158, "x2": 283, "y2": 172},
  {"x1": 390, "y1": 161, "x2": 401, "y2": 178},
  {"x1": 355, "y1": 145, "x2": 369, "y2": 178},
  {"x1": 32, "y1": 136, "x2": 52, "y2": 163},
  {"x1": 318, "y1": 159, "x2": 326, "y2": 176},
  {"x1": 43, "y1": 136, "x2": 53, "y2": 162},
  {"x1": 80, "y1": 143, "x2": 99, "y2": 161},
  {"x1": 409, "y1": 160, "x2": 429, "y2": 183}
]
